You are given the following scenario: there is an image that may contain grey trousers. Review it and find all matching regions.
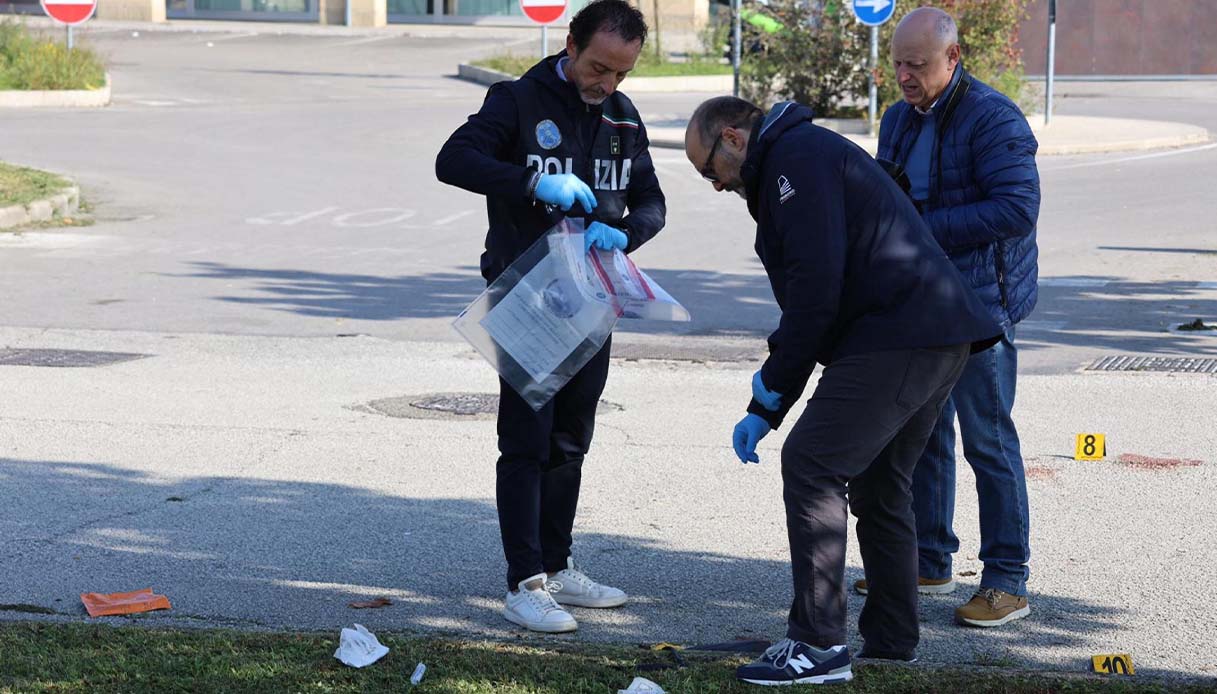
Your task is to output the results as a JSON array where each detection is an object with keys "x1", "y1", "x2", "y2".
[{"x1": 781, "y1": 344, "x2": 970, "y2": 658}]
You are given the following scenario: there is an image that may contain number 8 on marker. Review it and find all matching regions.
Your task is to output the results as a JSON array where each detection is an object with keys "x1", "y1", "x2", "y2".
[{"x1": 1075, "y1": 433, "x2": 1106, "y2": 460}]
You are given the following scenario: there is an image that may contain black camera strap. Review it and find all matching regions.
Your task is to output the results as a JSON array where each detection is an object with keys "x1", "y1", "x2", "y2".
[{"x1": 935, "y1": 69, "x2": 973, "y2": 140}]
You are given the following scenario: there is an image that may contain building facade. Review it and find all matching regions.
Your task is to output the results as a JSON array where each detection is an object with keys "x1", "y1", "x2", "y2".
[
  {"x1": 1018, "y1": 0, "x2": 1216, "y2": 77},
  {"x1": 2, "y1": 0, "x2": 706, "y2": 31}
]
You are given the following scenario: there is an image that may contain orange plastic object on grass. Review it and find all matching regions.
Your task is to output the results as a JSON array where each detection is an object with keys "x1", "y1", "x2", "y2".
[{"x1": 80, "y1": 588, "x2": 172, "y2": 617}]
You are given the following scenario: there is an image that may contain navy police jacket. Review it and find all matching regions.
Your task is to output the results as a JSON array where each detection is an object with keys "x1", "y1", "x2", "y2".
[
  {"x1": 878, "y1": 66, "x2": 1040, "y2": 329},
  {"x1": 435, "y1": 53, "x2": 666, "y2": 282},
  {"x1": 743, "y1": 103, "x2": 1002, "y2": 429}
]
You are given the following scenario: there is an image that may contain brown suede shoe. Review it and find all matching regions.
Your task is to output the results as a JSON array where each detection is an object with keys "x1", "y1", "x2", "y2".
[
  {"x1": 955, "y1": 587, "x2": 1030, "y2": 627},
  {"x1": 853, "y1": 576, "x2": 956, "y2": 596}
]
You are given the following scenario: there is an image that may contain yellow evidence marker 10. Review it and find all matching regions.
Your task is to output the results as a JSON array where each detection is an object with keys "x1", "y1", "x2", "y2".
[
  {"x1": 1074, "y1": 433, "x2": 1106, "y2": 460},
  {"x1": 1091, "y1": 654, "x2": 1134, "y2": 675}
]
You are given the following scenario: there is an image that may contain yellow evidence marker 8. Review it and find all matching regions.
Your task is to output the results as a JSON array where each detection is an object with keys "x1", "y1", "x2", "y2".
[
  {"x1": 1092, "y1": 654, "x2": 1134, "y2": 675},
  {"x1": 1074, "y1": 433, "x2": 1106, "y2": 460}
]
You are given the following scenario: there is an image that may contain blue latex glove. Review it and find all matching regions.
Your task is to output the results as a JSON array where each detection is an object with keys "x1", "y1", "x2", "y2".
[
  {"x1": 584, "y1": 221, "x2": 629, "y2": 254},
  {"x1": 732, "y1": 413, "x2": 771, "y2": 464},
  {"x1": 534, "y1": 173, "x2": 597, "y2": 213},
  {"x1": 752, "y1": 370, "x2": 783, "y2": 412}
]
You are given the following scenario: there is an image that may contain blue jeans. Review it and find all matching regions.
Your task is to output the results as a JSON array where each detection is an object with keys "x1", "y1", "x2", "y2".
[{"x1": 912, "y1": 327, "x2": 1030, "y2": 596}]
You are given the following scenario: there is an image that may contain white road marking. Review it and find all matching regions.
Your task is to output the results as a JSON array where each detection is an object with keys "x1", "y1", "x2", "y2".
[
  {"x1": 327, "y1": 35, "x2": 398, "y2": 48},
  {"x1": 433, "y1": 210, "x2": 476, "y2": 226},
  {"x1": 1019, "y1": 320, "x2": 1068, "y2": 331},
  {"x1": 197, "y1": 32, "x2": 259, "y2": 43},
  {"x1": 1043, "y1": 143, "x2": 1217, "y2": 172},
  {"x1": 1039, "y1": 278, "x2": 1111, "y2": 288}
]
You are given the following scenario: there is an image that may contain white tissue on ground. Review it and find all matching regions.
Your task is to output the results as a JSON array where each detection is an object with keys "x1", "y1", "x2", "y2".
[
  {"x1": 618, "y1": 676, "x2": 666, "y2": 694},
  {"x1": 333, "y1": 623, "x2": 390, "y2": 668}
]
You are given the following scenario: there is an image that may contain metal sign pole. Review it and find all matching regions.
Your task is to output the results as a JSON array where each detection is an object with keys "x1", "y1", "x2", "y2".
[
  {"x1": 868, "y1": 25, "x2": 878, "y2": 135},
  {"x1": 731, "y1": 0, "x2": 741, "y2": 97},
  {"x1": 67, "y1": 25, "x2": 74, "y2": 51},
  {"x1": 1045, "y1": 0, "x2": 1056, "y2": 126},
  {"x1": 541, "y1": 24, "x2": 548, "y2": 58}
]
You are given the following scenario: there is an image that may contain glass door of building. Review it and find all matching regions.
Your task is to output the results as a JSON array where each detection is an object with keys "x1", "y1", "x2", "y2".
[
  {"x1": 167, "y1": 0, "x2": 318, "y2": 22},
  {"x1": 389, "y1": 0, "x2": 591, "y2": 25},
  {"x1": 1, "y1": 0, "x2": 44, "y2": 15}
]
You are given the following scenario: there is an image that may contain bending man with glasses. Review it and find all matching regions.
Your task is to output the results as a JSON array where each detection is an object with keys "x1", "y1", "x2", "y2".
[{"x1": 684, "y1": 96, "x2": 1001, "y2": 686}]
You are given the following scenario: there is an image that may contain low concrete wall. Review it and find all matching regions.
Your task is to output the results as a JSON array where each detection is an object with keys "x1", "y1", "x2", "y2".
[
  {"x1": 0, "y1": 75, "x2": 111, "y2": 109},
  {"x1": 97, "y1": 0, "x2": 166, "y2": 22}
]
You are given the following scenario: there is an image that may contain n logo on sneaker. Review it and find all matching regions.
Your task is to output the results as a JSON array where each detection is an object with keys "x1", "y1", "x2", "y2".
[{"x1": 787, "y1": 653, "x2": 816, "y2": 674}]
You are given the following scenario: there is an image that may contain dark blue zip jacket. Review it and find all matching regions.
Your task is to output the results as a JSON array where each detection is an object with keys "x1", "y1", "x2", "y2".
[
  {"x1": 877, "y1": 66, "x2": 1040, "y2": 329},
  {"x1": 743, "y1": 103, "x2": 1002, "y2": 428},
  {"x1": 435, "y1": 53, "x2": 666, "y2": 282}
]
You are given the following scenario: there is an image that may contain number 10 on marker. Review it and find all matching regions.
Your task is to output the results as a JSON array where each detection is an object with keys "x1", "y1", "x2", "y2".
[
  {"x1": 1092, "y1": 653, "x2": 1134, "y2": 675},
  {"x1": 1075, "y1": 433, "x2": 1106, "y2": 460}
]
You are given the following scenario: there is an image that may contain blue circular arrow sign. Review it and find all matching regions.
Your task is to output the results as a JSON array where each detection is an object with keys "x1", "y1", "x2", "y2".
[{"x1": 851, "y1": 0, "x2": 896, "y2": 26}]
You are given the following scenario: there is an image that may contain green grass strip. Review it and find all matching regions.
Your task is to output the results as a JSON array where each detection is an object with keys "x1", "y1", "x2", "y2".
[
  {"x1": 0, "y1": 162, "x2": 71, "y2": 208},
  {"x1": 0, "y1": 622, "x2": 1207, "y2": 693}
]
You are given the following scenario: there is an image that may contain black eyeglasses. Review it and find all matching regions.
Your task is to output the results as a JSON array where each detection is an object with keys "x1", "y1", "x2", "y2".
[{"x1": 700, "y1": 132, "x2": 726, "y2": 182}]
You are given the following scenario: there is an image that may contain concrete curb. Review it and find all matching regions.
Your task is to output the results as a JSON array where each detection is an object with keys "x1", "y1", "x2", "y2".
[
  {"x1": 457, "y1": 63, "x2": 734, "y2": 93},
  {"x1": 648, "y1": 115, "x2": 1212, "y2": 156},
  {"x1": 0, "y1": 184, "x2": 81, "y2": 231},
  {"x1": 625, "y1": 74, "x2": 732, "y2": 93},
  {"x1": 0, "y1": 74, "x2": 111, "y2": 109},
  {"x1": 457, "y1": 63, "x2": 513, "y2": 88}
]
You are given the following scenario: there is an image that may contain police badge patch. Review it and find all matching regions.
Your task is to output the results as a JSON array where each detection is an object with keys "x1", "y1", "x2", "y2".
[
  {"x1": 535, "y1": 120, "x2": 562, "y2": 150},
  {"x1": 610, "y1": 136, "x2": 621, "y2": 155}
]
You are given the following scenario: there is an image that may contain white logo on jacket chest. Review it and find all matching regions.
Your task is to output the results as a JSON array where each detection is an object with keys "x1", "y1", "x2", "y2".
[{"x1": 778, "y1": 175, "x2": 796, "y2": 204}]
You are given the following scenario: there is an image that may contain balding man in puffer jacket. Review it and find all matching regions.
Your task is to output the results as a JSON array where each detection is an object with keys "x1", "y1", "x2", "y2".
[{"x1": 871, "y1": 6, "x2": 1040, "y2": 630}]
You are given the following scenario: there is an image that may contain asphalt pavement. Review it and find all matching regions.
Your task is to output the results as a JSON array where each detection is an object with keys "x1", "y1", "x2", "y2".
[
  {"x1": 1, "y1": 25, "x2": 1216, "y2": 373},
  {"x1": 1, "y1": 326, "x2": 1215, "y2": 682},
  {"x1": 2, "y1": 22, "x2": 1217, "y2": 685}
]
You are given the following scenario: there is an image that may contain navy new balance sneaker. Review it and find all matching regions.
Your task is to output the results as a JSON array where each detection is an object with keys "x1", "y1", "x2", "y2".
[{"x1": 736, "y1": 638, "x2": 852, "y2": 686}]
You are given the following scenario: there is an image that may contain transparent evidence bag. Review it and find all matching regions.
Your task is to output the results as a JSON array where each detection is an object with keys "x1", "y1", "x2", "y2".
[{"x1": 454, "y1": 218, "x2": 690, "y2": 411}]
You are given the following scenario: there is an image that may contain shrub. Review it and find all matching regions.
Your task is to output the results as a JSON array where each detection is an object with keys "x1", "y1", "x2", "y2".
[
  {"x1": 737, "y1": 0, "x2": 1030, "y2": 117},
  {"x1": 739, "y1": 0, "x2": 869, "y2": 116},
  {"x1": 0, "y1": 19, "x2": 106, "y2": 90}
]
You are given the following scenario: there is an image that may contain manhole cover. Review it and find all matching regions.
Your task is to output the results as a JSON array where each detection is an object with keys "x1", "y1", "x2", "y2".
[
  {"x1": 413, "y1": 392, "x2": 500, "y2": 416},
  {"x1": 1086, "y1": 355, "x2": 1217, "y2": 374},
  {"x1": 0, "y1": 348, "x2": 149, "y2": 368},
  {"x1": 358, "y1": 393, "x2": 624, "y2": 420}
]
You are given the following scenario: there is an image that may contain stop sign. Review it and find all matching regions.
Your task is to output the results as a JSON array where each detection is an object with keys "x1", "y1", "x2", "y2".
[
  {"x1": 520, "y1": 0, "x2": 566, "y2": 24},
  {"x1": 40, "y1": 0, "x2": 96, "y2": 25}
]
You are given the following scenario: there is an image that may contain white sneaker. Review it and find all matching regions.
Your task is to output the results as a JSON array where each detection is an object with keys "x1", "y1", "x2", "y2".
[
  {"x1": 503, "y1": 573, "x2": 577, "y2": 633},
  {"x1": 546, "y1": 558, "x2": 628, "y2": 608}
]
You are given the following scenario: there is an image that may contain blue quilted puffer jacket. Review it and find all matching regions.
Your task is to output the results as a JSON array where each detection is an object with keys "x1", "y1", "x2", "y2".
[{"x1": 877, "y1": 66, "x2": 1040, "y2": 329}]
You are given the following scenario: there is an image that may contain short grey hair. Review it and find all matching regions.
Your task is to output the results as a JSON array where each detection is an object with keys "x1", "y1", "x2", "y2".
[{"x1": 689, "y1": 96, "x2": 765, "y2": 149}]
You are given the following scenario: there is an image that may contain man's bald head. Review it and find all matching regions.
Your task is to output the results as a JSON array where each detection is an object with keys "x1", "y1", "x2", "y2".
[
  {"x1": 893, "y1": 7, "x2": 958, "y2": 50},
  {"x1": 890, "y1": 7, "x2": 961, "y2": 109}
]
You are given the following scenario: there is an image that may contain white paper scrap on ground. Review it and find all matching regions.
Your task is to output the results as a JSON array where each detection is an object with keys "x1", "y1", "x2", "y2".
[
  {"x1": 333, "y1": 623, "x2": 389, "y2": 668},
  {"x1": 618, "y1": 676, "x2": 666, "y2": 694}
]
